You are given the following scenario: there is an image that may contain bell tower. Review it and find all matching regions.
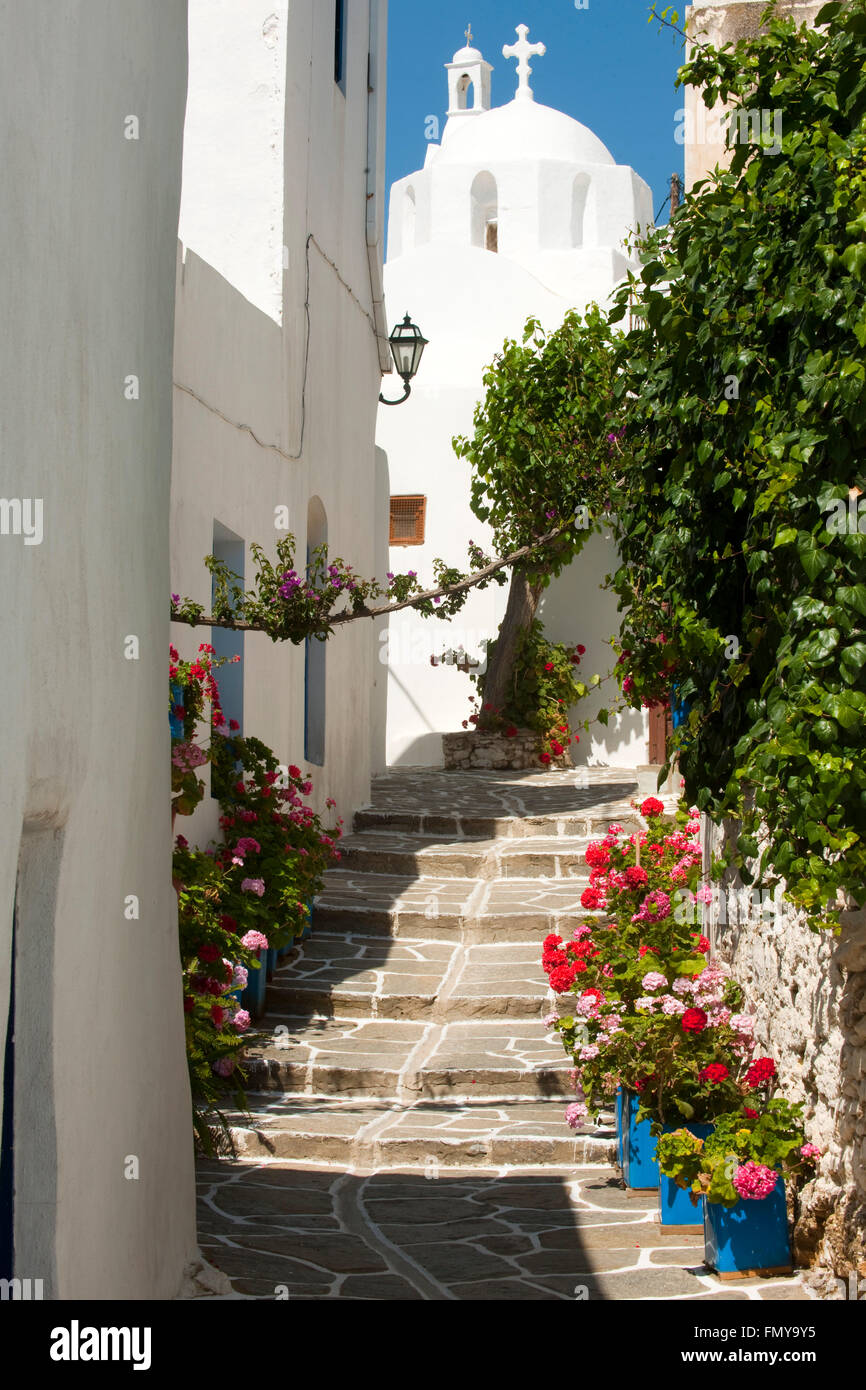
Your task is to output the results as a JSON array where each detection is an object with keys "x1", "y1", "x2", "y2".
[{"x1": 446, "y1": 26, "x2": 493, "y2": 119}]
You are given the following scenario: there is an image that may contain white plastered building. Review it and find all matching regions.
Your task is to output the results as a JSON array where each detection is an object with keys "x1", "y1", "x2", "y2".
[
  {"x1": 378, "y1": 25, "x2": 652, "y2": 768},
  {"x1": 171, "y1": 0, "x2": 392, "y2": 853}
]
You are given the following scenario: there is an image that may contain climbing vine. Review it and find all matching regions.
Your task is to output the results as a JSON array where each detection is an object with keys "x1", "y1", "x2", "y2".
[{"x1": 609, "y1": 0, "x2": 866, "y2": 926}]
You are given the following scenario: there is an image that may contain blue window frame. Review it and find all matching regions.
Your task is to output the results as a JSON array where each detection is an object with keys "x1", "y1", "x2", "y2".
[{"x1": 334, "y1": 0, "x2": 346, "y2": 89}]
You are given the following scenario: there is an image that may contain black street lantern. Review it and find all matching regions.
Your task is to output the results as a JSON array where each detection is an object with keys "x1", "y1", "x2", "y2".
[{"x1": 379, "y1": 313, "x2": 428, "y2": 405}]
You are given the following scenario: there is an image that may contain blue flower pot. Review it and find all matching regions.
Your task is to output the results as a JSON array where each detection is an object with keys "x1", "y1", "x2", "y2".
[
  {"x1": 622, "y1": 1090, "x2": 659, "y2": 1190},
  {"x1": 703, "y1": 1179, "x2": 791, "y2": 1277},
  {"x1": 301, "y1": 898, "x2": 314, "y2": 941},
  {"x1": 615, "y1": 1087, "x2": 625, "y2": 1169},
  {"x1": 658, "y1": 1122, "x2": 713, "y2": 1228},
  {"x1": 240, "y1": 949, "x2": 267, "y2": 1020}
]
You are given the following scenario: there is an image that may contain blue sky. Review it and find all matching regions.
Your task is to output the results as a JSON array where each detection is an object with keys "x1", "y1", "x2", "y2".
[{"x1": 385, "y1": 0, "x2": 686, "y2": 224}]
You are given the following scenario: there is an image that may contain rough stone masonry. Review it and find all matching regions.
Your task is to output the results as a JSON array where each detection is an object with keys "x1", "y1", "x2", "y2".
[{"x1": 707, "y1": 819, "x2": 866, "y2": 1278}]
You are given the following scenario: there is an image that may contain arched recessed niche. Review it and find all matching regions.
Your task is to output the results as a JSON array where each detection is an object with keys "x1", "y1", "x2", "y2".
[
  {"x1": 470, "y1": 170, "x2": 498, "y2": 252},
  {"x1": 571, "y1": 173, "x2": 591, "y2": 248},
  {"x1": 403, "y1": 185, "x2": 416, "y2": 252}
]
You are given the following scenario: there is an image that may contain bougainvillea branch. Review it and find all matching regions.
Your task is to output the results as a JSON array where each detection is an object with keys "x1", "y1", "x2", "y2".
[{"x1": 170, "y1": 520, "x2": 577, "y2": 642}]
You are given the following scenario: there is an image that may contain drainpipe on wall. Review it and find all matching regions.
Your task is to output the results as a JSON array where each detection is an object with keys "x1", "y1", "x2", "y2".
[{"x1": 366, "y1": 0, "x2": 393, "y2": 376}]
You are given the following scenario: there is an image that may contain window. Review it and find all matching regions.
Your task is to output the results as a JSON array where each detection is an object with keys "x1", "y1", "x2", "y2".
[
  {"x1": 211, "y1": 522, "x2": 245, "y2": 796},
  {"x1": 390, "y1": 495, "x2": 426, "y2": 546},
  {"x1": 485, "y1": 218, "x2": 498, "y2": 253},
  {"x1": 334, "y1": 0, "x2": 346, "y2": 88}
]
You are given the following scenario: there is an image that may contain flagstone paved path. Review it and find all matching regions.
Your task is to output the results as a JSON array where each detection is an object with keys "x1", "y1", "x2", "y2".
[{"x1": 196, "y1": 768, "x2": 813, "y2": 1301}]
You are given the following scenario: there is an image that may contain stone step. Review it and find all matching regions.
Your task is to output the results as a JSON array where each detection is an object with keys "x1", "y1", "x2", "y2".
[
  {"x1": 243, "y1": 1017, "x2": 574, "y2": 1100},
  {"x1": 266, "y1": 935, "x2": 552, "y2": 1022},
  {"x1": 226, "y1": 1094, "x2": 615, "y2": 1168},
  {"x1": 353, "y1": 806, "x2": 639, "y2": 841},
  {"x1": 338, "y1": 832, "x2": 596, "y2": 882},
  {"x1": 312, "y1": 870, "x2": 602, "y2": 944}
]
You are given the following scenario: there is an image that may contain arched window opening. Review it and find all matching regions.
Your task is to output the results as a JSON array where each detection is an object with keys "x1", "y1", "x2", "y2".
[
  {"x1": 470, "y1": 170, "x2": 498, "y2": 251},
  {"x1": 457, "y1": 72, "x2": 474, "y2": 110}
]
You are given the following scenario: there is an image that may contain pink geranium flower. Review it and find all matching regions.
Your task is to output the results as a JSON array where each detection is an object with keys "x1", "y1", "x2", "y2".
[
  {"x1": 732, "y1": 1161, "x2": 779, "y2": 1200},
  {"x1": 241, "y1": 930, "x2": 269, "y2": 951}
]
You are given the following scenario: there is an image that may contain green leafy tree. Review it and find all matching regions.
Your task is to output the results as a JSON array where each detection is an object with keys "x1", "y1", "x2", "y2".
[
  {"x1": 610, "y1": 0, "x2": 866, "y2": 924},
  {"x1": 454, "y1": 307, "x2": 624, "y2": 713}
]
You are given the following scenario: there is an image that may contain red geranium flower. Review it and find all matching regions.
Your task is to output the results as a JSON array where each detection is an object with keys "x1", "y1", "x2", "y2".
[
  {"x1": 585, "y1": 844, "x2": 610, "y2": 869},
  {"x1": 542, "y1": 949, "x2": 567, "y2": 974},
  {"x1": 692, "y1": 933, "x2": 711, "y2": 953},
  {"x1": 548, "y1": 963, "x2": 578, "y2": 993},
  {"x1": 625, "y1": 865, "x2": 648, "y2": 888},
  {"x1": 580, "y1": 886, "x2": 602, "y2": 910},
  {"x1": 640, "y1": 796, "x2": 665, "y2": 817},
  {"x1": 682, "y1": 1008, "x2": 708, "y2": 1033},
  {"x1": 577, "y1": 644, "x2": 586, "y2": 655},
  {"x1": 638, "y1": 944, "x2": 659, "y2": 957},
  {"x1": 698, "y1": 1063, "x2": 729, "y2": 1084},
  {"x1": 544, "y1": 662, "x2": 555, "y2": 672},
  {"x1": 745, "y1": 1057, "x2": 776, "y2": 1088},
  {"x1": 743, "y1": 1108, "x2": 759, "y2": 1119},
  {"x1": 539, "y1": 752, "x2": 552, "y2": 765}
]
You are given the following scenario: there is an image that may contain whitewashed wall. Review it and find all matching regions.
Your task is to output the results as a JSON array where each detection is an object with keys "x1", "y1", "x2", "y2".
[
  {"x1": 172, "y1": 0, "x2": 390, "y2": 845},
  {"x1": 0, "y1": 0, "x2": 196, "y2": 1297}
]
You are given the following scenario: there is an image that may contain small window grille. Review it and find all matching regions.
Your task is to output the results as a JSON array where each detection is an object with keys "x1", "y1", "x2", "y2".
[{"x1": 389, "y1": 495, "x2": 426, "y2": 546}]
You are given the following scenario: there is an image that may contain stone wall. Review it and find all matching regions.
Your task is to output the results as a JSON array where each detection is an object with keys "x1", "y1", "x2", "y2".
[
  {"x1": 706, "y1": 821, "x2": 866, "y2": 1276},
  {"x1": 684, "y1": 1, "x2": 827, "y2": 190},
  {"x1": 442, "y1": 729, "x2": 572, "y2": 772}
]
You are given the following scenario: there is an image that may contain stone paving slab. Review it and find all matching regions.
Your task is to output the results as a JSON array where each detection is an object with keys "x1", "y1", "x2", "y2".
[
  {"x1": 266, "y1": 937, "x2": 552, "y2": 1023},
  {"x1": 245, "y1": 1017, "x2": 570, "y2": 1099},
  {"x1": 313, "y1": 871, "x2": 601, "y2": 943},
  {"x1": 196, "y1": 1161, "x2": 813, "y2": 1301},
  {"x1": 354, "y1": 807, "x2": 639, "y2": 840},
  {"x1": 338, "y1": 831, "x2": 595, "y2": 881},
  {"x1": 447, "y1": 943, "x2": 551, "y2": 1018},
  {"x1": 268, "y1": 935, "x2": 458, "y2": 1019},
  {"x1": 245, "y1": 1017, "x2": 430, "y2": 1096},
  {"x1": 228, "y1": 1094, "x2": 612, "y2": 1166},
  {"x1": 360, "y1": 768, "x2": 640, "y2": 821},
  {"x1": 409, "y1": 1021, "x2": 573, "y2": 1098}
]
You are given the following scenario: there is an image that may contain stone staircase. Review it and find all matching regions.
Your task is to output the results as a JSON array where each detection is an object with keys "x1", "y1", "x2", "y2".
[{"x1": 228, "y1": 768, "x2": 642, "y2": 1171}]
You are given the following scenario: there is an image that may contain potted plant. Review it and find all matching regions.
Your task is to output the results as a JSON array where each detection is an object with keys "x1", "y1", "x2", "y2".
[
  {"x1": 548, "y1": 798, "x2": 734, "y2": 1194},
  {"x1": 656, "y1": 1095, "x2": 821, "y2": 1277}
]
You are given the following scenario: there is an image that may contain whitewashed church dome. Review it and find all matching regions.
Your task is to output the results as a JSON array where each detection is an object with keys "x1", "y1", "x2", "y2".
[
  {"x1": 439, "y1": 97, "x2": 615, "y2": 167},
  {"x1": 451, "y1": 43, "x2": 483, "y2": 63}
]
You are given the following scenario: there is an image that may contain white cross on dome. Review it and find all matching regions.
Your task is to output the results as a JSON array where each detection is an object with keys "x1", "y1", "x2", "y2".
[{"x1": 502, "y1": 23, "x2": 546, "y2": 102}]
